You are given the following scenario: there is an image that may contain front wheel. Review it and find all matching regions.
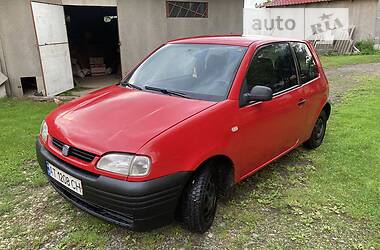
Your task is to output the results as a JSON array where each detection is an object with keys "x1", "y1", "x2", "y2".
[
  {"x1": 304, "y1": 110, "x2": 328, "y2": 149},
  {"x1": 181, "y1": 167, "x2": 217, "y2": 233}
]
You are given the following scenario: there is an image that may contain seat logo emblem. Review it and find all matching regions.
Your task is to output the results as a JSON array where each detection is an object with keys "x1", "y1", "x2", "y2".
[
  {"x1": 62, "y1": 145, "x2": 70, "y2": 156},
  {"x1": 231, "y1": 126, "x2": 239, "y2": 133}
]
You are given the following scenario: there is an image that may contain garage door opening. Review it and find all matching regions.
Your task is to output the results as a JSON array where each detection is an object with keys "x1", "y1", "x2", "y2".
[{"x1": 64, "y1": 6, "x2": 121, "y2": 91}]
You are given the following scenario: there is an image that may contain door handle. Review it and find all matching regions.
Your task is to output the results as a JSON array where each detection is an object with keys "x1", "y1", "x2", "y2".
[{"x1": 298, "y1": 99, "x2": 307, "y2": 106}]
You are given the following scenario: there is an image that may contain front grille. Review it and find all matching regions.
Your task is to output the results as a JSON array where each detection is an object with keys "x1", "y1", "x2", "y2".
[{"x1": 52, "y1": 138, "x2": 96, "y2": 163}]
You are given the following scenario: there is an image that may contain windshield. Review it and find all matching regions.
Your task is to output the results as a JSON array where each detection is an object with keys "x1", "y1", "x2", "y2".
[{"x1": 125, "y1": 44, "x2": 247, "y2": 101}]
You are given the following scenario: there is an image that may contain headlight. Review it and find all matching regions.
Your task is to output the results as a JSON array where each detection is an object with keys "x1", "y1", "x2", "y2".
[
  {"x1": 130, "y1": 156, "x2": 151, "y2": 176},
  {"x1": 96, "y1": 153, "x2": 151, "y2": 177},
  {"x1": 40, "y1": 120, "x2": 49, "y2": 143}
]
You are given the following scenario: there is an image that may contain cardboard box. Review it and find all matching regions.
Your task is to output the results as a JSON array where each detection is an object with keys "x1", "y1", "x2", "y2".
[
  {"x1": 90, "y1": 64, "x2": 106, "y2": 76},
  {"x1": 89, "y1": 57, "x2": 104, "y2": 65}
]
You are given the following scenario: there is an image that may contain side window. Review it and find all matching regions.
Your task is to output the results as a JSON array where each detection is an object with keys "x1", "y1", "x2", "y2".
[
  {"x1": 244, "y1": 43, "x2": 298, "y2": 95},
  {"x1": 291, "y1": 42, "x2": 318, "y2": 84}
]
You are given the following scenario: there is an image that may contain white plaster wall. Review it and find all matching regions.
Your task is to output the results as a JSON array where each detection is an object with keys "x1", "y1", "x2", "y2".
[
  {"x1": 275, "y1": 0, "x2": 378, "y2": 41},
  {"x1": 118, "y1": 0, "x2": 244, "y2": 75}
]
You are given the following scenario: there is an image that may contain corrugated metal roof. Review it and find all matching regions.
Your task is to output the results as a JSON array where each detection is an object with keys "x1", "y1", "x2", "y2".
[{"x1": 266, "y1": 0, "x2": 334, "y2": 7}]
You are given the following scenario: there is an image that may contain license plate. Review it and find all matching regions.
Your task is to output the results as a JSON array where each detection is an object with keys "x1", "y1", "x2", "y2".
[{"x1": 47, "y1": 162, "x2": 83, "y2": 195}]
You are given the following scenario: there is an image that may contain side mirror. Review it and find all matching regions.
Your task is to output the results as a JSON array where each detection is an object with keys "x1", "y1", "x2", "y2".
[{"x1": 243, "y1": 85, "x2": 273, "y2": 104}]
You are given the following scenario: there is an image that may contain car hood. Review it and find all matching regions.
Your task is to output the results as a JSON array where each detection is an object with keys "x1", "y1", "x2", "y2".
[{"x1": 47, "y1": 85, "x2": 216, "y2": 155}]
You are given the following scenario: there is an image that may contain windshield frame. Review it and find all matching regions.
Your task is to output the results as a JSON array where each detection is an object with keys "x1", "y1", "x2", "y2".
[{"x1": 121, "y1": 43, "x2": 248, "y2": 102}]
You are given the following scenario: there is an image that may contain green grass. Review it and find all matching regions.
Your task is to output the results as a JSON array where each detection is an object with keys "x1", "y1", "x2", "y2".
[
  {"x1": 320, "y1": 53, "x2": 380, "y2": 69},
  {"x1": 356, "y1": 39, "x2": 377, "y2": 55},
  {"x1": 285, "y1": 76, "x2": 380, "y2": 222},
  {"x1": 0, "y1": 74, "x2": 380, "y2": 249},
  {"x1": 0, "y1": 99, "x2": 54, "y2": 184},
  {"x1": 279, "y1": 77, "x2": 380, "y2": 248},
  {"x1": 0, "y1": 99, "x2": 55, "y2": 211}
]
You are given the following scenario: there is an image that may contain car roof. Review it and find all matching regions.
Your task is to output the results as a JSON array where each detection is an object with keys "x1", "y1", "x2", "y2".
[{"x1": 168, "y1": 35, "x2": 305, "y2": 47}]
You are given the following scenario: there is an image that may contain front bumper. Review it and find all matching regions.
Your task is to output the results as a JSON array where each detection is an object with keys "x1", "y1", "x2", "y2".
[{"x1": 36, "y1": 139, "x2": 191, "y2": 231}]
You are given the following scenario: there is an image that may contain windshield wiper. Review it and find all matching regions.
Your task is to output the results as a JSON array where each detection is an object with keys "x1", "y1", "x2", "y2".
[
  {"x1": 145, "y1": 85, "x2": 189, "y2": 98},
  {"x1": 122, "y1": 82, "x2": 143, "y2": 90}
]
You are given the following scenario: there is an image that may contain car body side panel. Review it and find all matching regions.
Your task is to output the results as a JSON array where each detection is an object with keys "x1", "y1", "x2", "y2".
[
  {"x1": 300, "y1": 42, "x2": 329, "y2": 141},
  {"x1": 230, "y1": 41, "x2": 307, "y2": 179},
  {"x1": 234, "y1": 86, "x2": 305, "y2": 178}
]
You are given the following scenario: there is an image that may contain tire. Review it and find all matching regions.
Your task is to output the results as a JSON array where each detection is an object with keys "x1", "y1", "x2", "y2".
[
  {"x1": 304, "y1": 110, "x2": 328, "y2": 149},
  {"x1": 181, "y1": 167, "x2": 217, "y2": 233}
]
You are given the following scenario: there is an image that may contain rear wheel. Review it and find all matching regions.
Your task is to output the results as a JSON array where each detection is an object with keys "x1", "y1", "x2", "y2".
[
  {"x1": 304, "y1": 110, "x2": 328, "y2": 149},
  {"x1": 181, "y1": 167, "x2": 217, "y2": 233}
]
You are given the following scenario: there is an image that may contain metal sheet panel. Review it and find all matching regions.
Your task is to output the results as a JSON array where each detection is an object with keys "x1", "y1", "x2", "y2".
[
  {"x1": 39, "y1": 44, "x2": 74, "y2": 96},
  {"x1": 32, "y1": 2, "x2": 73, "y2": 96},
  {"x1": 32, "y1": 2, "x2": 68, "y2": 45}
]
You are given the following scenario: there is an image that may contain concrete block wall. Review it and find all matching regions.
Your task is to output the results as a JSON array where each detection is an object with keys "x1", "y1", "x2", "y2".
[
  {"x1": 0, "y1": 86, "x2": 5, "y2": 98},
  {"x1": 0, "y1": 0, "x2": 44, "y2": 97}
]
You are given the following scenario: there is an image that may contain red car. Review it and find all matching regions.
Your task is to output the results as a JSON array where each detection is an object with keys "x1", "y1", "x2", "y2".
[{"x1": 36, "y1": 35, "x2": 330, "y2": 233}]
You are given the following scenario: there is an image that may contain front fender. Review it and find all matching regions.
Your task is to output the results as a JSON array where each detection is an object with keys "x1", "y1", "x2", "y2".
[{"x1": 133, "y1": 101, "x2": 238, "y2": 181}]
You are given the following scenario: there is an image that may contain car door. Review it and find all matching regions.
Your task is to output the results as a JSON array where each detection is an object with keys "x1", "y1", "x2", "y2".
[
  {"x1": 290, "y1": 42, "x2": 324, "y2": 142},
  {"x1": 235, "y1": 42, "x2": 306, "y2": 179}
]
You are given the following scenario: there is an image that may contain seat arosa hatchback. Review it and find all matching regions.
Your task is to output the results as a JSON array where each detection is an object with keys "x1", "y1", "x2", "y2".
[{"x1": 36, "y1": 35, "x2": 330, "y2": 233}]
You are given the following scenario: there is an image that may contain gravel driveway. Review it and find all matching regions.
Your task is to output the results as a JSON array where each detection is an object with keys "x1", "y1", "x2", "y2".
[{"x1": 325, "y1": 62, "x2": 380, "y2": 103}]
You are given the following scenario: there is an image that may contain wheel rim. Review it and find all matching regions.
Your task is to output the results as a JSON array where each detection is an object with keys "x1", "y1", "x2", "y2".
[
  {"x1": 203, "y1": 178, "x2": 217, "y2": 223},
  {"x1": 314, "y1": 117, "x2": 325, "y2": 140}
]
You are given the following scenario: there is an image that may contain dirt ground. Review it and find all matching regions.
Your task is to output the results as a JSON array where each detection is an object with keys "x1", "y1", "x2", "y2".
[{"x1": 325, "y1": 62, "x2": 380, "y2": 103}]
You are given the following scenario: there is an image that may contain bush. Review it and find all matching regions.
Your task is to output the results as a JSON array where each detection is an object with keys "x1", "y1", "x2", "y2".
[{"x1": 356, "y1": 39, "x2": 377, "y2": 55}]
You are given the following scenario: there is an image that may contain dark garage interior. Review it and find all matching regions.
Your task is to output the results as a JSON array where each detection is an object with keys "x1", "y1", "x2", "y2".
[{"x1": 64, "y1": 6, "x2": 121, "y2": 89}]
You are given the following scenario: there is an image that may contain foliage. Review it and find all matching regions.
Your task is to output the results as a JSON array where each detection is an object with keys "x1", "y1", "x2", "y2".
[{"x1": 356, "y1": 39, "x2": 377, "y2": 55}]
